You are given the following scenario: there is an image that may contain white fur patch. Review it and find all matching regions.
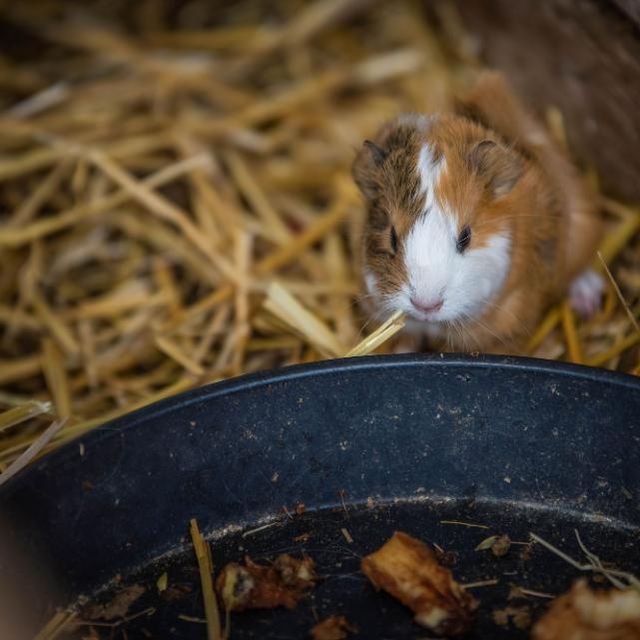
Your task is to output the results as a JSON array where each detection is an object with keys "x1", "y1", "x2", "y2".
[
  {"x1": 404, "y1": 207, "x2": 456, "y2": 302},
  {"x1": 417, "y1": 144, "x2": 444, "y2": 214},
  {"x1": 394, "y1": 143, "x2": 511, "y2": 323}
]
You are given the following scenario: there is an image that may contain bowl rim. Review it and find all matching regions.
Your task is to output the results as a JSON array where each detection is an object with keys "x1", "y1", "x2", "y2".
[{"x1": 2, "y1": 352, "x2": 638, "y2": 494}]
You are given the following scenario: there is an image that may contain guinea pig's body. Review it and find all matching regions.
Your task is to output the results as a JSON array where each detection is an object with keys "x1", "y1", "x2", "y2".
[{"x1": 353, "y1": 72, "x2": 603, "y2": 354}]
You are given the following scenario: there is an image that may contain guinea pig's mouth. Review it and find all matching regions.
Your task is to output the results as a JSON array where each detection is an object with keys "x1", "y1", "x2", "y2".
[{"x1": 406, "y1": 306, "x2": 446, "y2": 323}]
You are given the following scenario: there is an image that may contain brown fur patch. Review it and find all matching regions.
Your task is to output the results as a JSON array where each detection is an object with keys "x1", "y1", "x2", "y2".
[{"x1": 353, "y1": 116, "x2": 428, "y2": 300}]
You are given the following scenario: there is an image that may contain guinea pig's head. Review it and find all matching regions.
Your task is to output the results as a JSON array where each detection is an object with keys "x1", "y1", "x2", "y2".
[{"x1": 352, "y1": 113, "x2": 523, "y2": 325}]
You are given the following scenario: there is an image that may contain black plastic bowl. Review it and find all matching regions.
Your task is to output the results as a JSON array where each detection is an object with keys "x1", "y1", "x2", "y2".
[{"x1": 1, "y1": 354, "x2": 639, "y2": 639}]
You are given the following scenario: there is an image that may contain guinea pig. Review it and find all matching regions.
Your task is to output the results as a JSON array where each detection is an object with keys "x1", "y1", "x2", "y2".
[{"x1": 352, "y1": 72, "x2": 603, "y2": 354}]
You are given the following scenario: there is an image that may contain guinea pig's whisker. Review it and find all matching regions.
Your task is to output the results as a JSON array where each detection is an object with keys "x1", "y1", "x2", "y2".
[
  {"x1": 463, "y1": 313, "x2": 510, "y2": 348},
  {"x1": 452, "y1": 323, "x2": 466, "y2": 351},
  {"x1": 352, "y1": 294, "x2": 374, "y2": 311},
  {"x1": 444, "y1": 324, "x2": 454, "y2": 350},
  {"x1": 354, "y1": 292, "x2": 378, "y2": 306},
  {"x1": 460, "y1": 327, "x2": 472, "y2": 351},
  {"x1": 351, "y1": 293, "x2": 393, "y2": 327},
  {"x1": 380, "y1": 295, "x2": 400, "y2": 316},
  {"x1": 356, "y1": 315, "x2": 377, "y2": 337},
  {"x1": 457, "y1": 319, "x2": 477, "y2": 351},
  {"x1": 447, "y1": 319, "x2": 468, "y2": 351},
  {"x1": 481, "y1": 299, "x2": 522, "y2": 325},
  {"x1": 356, "y1": 296, "x2": 396, "y2": 336}
]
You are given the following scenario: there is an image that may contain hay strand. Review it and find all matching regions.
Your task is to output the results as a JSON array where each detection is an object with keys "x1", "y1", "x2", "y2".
[
  {"x1": 33, "y1": 610, "x2": 77, "y2": 640},
  {"x1": 597, "y1": 251, "x2": 640, "y2": 336},
  {"x1": 345, "y1": 311, "x2": 406, "y2": 357},
  {"x1": 263, "y1": 282, "x2": 345, "y2": 358},
  {"x1": 0, "y1": 418, "x2": 67, "y2": 487},
  {"x1": 190, "y1": 519, "x2": 222, "y2": 640},
  {"x1": 0, "y1": 400, "x2": 52, "y2": 433},
  {"x1": 561, "y1": 302, "x2": 583, "y2": 364}
]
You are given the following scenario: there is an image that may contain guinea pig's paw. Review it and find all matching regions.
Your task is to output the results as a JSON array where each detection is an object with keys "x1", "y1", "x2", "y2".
[{"x1": 569, "y1": 269, "x2": 605, "y2": 318}]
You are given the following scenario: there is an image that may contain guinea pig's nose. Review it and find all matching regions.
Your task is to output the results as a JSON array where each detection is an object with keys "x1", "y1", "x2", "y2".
[{"x1": 411, "y1": 296, "x2": 444, "y2": 314}]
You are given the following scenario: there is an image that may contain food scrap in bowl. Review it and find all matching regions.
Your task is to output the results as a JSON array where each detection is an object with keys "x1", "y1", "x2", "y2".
[
  {"x1": 531, "y1": 578, "x2": 640, "y2": 640},
  {"x1": 361, "y1": 531, "x2": 478, "y2": 636},
  {"x1": 310, "y1": 615, "x2": 358, "y2": 639},
  {"x1": 217, "y1": 553, "x2": 317, "y2": 612}
]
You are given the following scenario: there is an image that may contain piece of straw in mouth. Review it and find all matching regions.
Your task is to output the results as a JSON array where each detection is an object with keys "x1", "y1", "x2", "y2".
[
  {"x1": 189, "y1": 519, "x2": 222, "y2": 640},
  {"x1": 345, "y1": 310, "x2": 406, "y2": 357}
]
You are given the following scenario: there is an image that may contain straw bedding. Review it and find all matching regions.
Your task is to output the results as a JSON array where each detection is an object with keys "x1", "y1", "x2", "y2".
[{"x1": 0, "y1": 0, "x2": 638, "y2": 474}]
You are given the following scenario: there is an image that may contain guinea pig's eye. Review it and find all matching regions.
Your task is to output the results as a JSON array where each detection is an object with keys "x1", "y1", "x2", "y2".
[
  {"x1": 456, "y1": 225, "x2": 472, "y2": 253},
  {"x1": 389, "y1": 225, "x2": 398, "y2": 256}
]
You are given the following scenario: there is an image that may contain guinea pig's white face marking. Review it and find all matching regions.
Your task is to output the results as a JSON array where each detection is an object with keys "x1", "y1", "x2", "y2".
[{"x1": 394, "y1": 143, "x2": 512, "y2": 324}]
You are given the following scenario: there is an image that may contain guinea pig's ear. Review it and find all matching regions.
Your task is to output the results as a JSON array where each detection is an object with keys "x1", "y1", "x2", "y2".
[
  {"x1": 352, "y1": 140, "x2": 389, "y2": 198},
  {"x1": 363, "y1": 140, "x2": 389, "y2": 166},
  {"x1": 469, "y1": 139, "x2": 522, "y2": 197}
]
